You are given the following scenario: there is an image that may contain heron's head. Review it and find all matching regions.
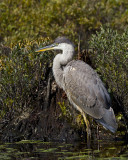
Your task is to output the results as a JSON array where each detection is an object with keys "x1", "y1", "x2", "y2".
[{"x1": 36, "y1": 36, "x2": 75, "y2": 53}]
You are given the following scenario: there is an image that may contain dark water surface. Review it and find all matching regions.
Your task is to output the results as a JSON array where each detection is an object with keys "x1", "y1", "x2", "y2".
[{"x1": 0, "y1": 140, "x2": 127, "y2": 160}]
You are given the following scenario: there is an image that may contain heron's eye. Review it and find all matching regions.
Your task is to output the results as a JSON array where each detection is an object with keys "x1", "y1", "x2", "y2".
[{"x1": 52, "y1": 43, "x2": 58, "y2": 47}]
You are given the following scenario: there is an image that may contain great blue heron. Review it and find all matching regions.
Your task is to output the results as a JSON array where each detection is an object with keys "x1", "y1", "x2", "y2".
[{"x1": 36, "y1": 37, "x2": 118, "y2": 140}]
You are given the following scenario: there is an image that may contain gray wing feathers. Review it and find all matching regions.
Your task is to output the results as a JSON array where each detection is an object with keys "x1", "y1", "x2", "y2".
[
  {"x1": 96, "y1": 107, "x2": 118, "y2": 133},
  {"x1": 63, "y1": 60, "x2": 111, "y2": 119}
]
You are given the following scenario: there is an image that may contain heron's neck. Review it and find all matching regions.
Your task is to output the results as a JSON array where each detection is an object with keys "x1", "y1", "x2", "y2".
[
  {"x1": 54, "y1": 51, "x2": 74, "y2": 67},
  {"x1": 53, "y1": 49, "x2": 74, "y2": 88}
]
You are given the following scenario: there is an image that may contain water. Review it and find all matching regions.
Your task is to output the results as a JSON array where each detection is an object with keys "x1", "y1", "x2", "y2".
[{"x1": 0, "y1": 140, "x2": 127, "y2": 160}]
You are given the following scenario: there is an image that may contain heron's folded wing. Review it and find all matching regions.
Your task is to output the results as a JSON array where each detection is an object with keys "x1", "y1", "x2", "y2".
[{"x1": 64, "y1": 60, "x2": 111, "y2": 119}]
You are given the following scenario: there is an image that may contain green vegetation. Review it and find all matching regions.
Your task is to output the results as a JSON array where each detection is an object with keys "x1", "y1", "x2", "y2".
[
  {"x1": 0, "y1": 0, "x2": 128, "y2": 132},
  {"x1": 0, "y1": 0, "x2": 128, "y2": 45},
  {"x1": 58, "y1": 101, "x2": 85, "y2": 128},
  {"x1": 0, "y1": 39, "x2": 54, "y2": 118},
  {"x1": 58, "y1": 101, "x2": 71, "y2": 118},
  {"x1": 89, "y1": 27, "x2": 128, "y2": 117}
]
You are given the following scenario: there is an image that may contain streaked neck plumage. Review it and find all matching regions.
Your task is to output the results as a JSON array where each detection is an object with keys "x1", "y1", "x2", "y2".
[{"x1": 53, "y1": 44, "x2": 74, "y2": 88}]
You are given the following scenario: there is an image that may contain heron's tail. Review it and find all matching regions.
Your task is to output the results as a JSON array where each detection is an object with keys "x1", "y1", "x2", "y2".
[{"x1": 96, "y1": 107, "x2": 118, "y2": 133}]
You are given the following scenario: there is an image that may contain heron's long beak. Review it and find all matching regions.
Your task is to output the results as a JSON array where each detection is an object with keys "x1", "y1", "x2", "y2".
[{"x1": 36, "y1": 44, "x2": 56, "y2": 52}]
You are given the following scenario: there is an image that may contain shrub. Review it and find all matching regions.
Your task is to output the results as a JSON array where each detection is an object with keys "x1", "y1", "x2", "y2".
[
  {"x1": 0, "y1": 38, "x2": 54, "y2": 118},
  {"x1": 89, "y1": 27, "x2": 128, "y2": 116},
  {"x1": 1, "y1": 0, "x2": 128, "y2": 46}
]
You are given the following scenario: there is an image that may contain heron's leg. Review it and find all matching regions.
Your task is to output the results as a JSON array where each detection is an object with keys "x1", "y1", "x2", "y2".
[
  {"x1": 97, "y1": 125, "x2": 99, "y2": 140},
  {"x1": 82, "y1": 111, "x2": 91, "y2": 145}
]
